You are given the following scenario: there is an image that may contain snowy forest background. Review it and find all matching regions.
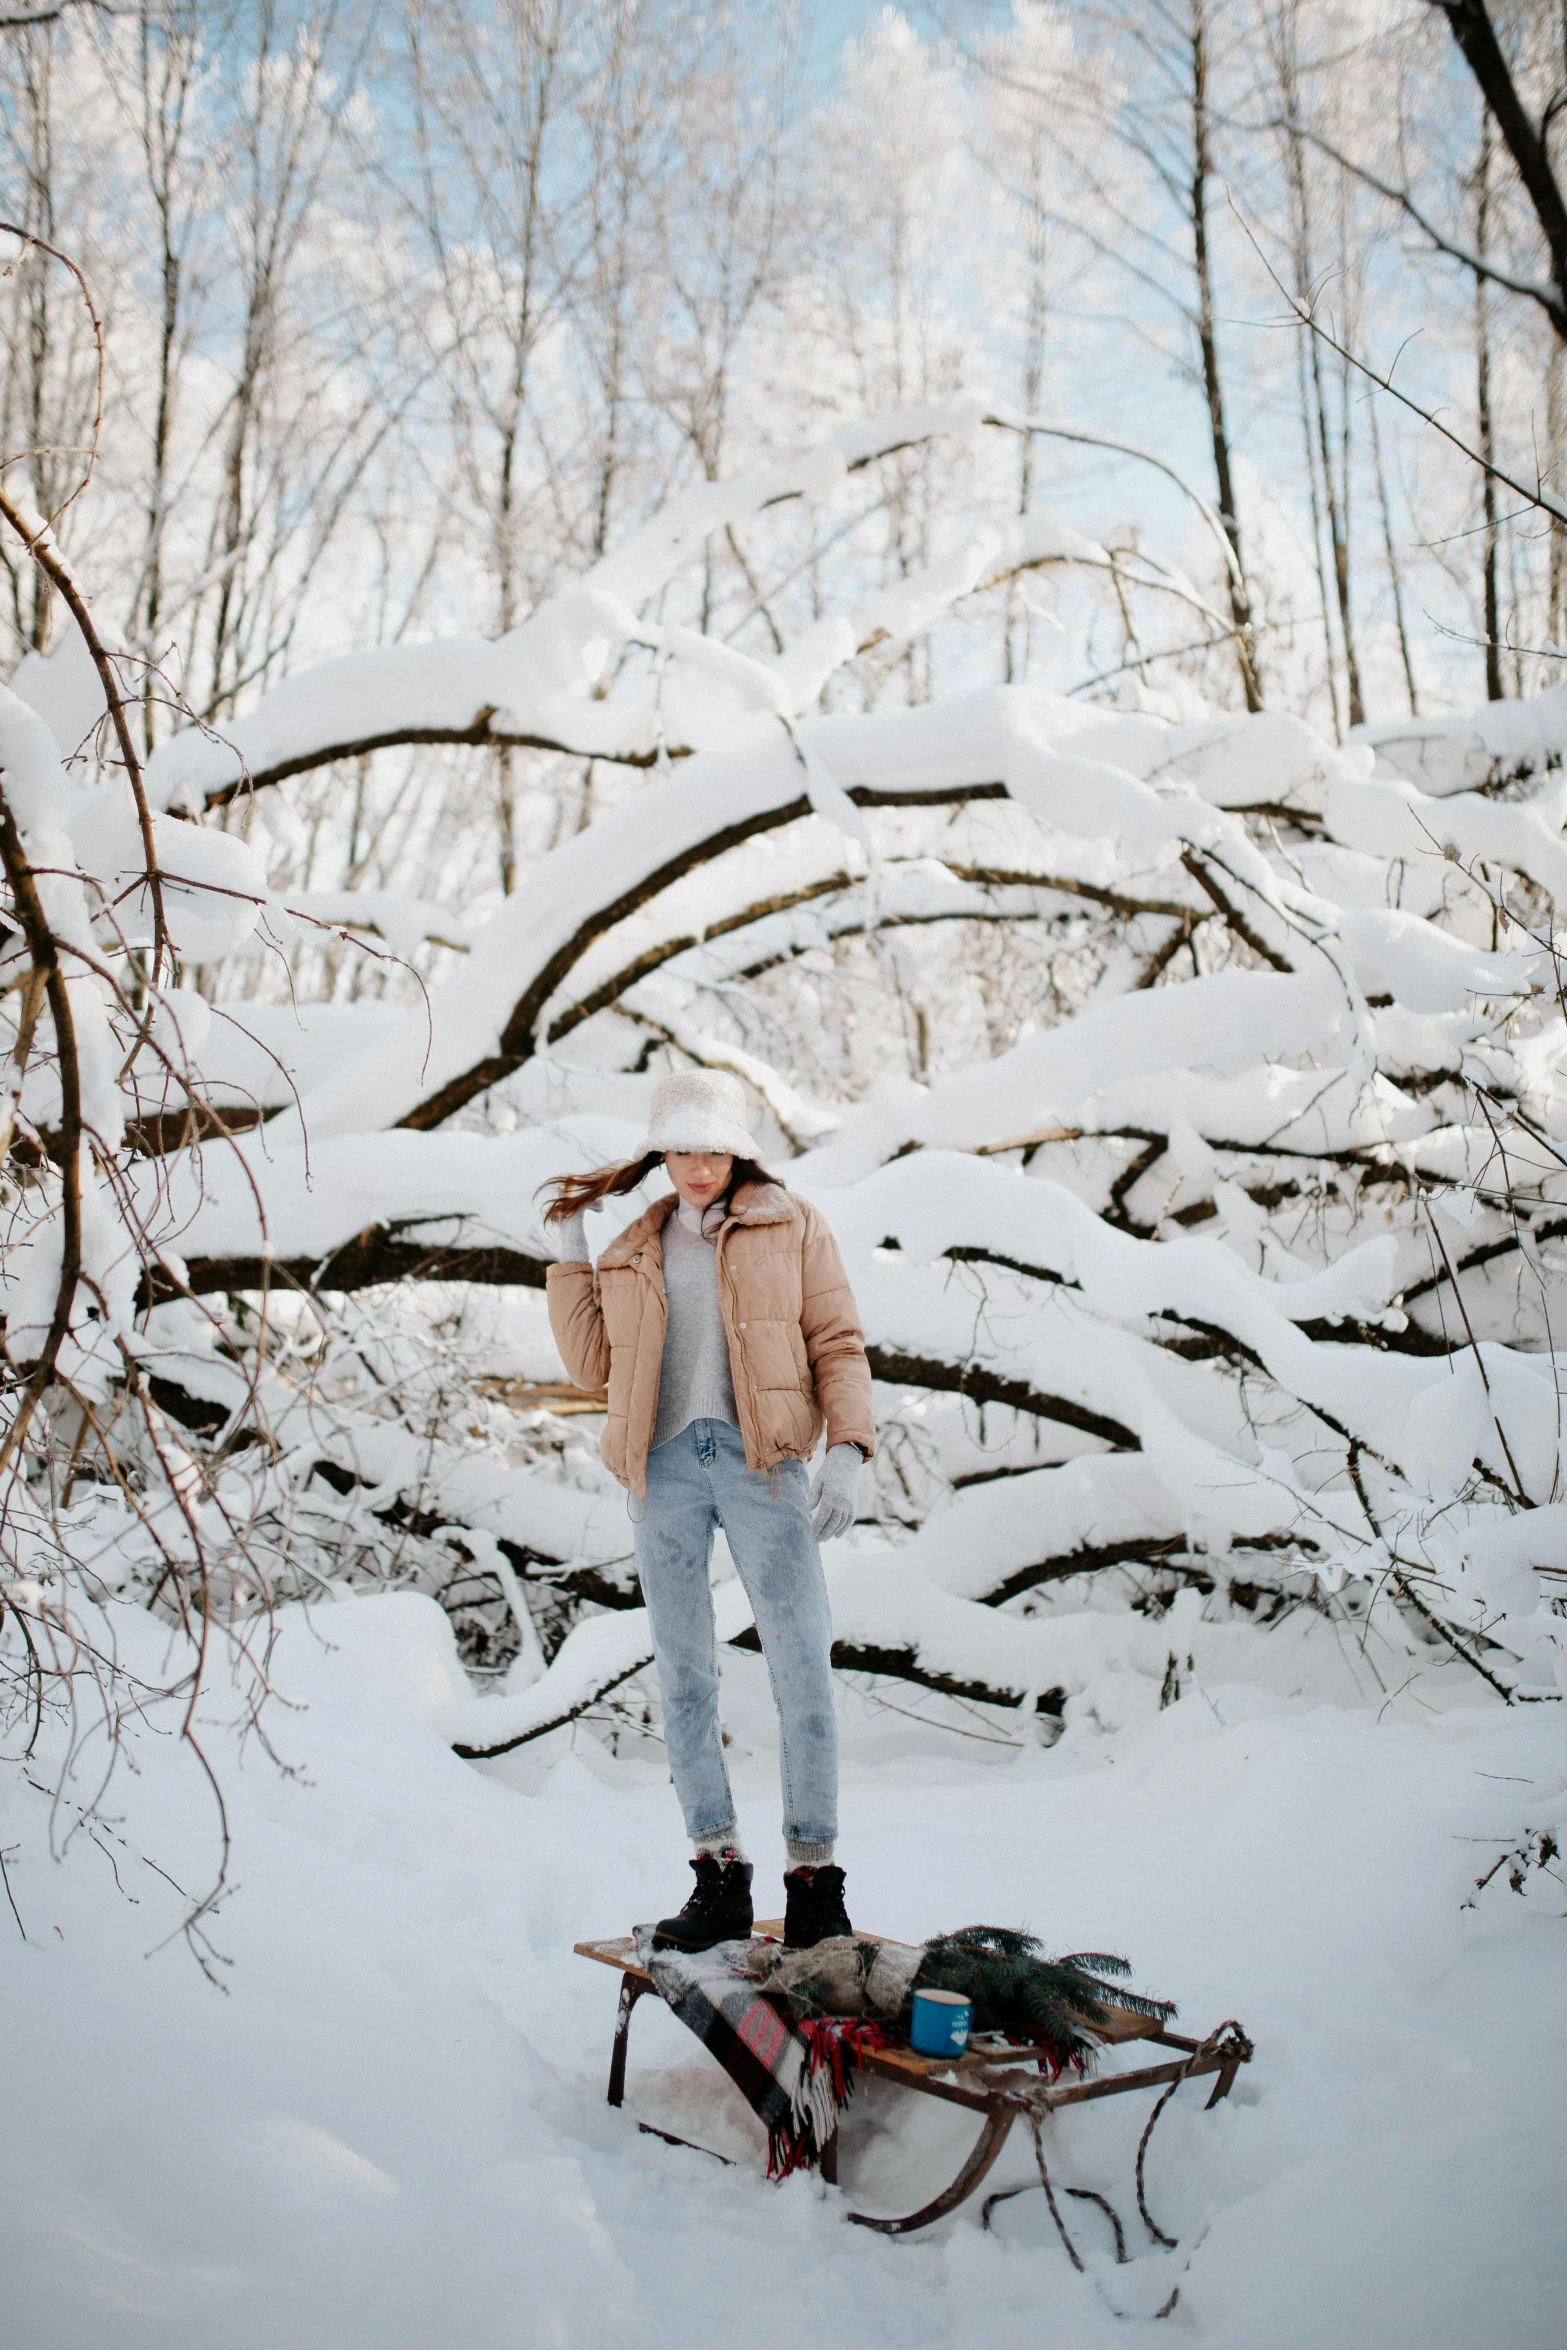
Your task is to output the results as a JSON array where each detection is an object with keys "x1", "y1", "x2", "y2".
[{"x1": 1, "y1": 5, "x2": 1565, "y2": 2344}]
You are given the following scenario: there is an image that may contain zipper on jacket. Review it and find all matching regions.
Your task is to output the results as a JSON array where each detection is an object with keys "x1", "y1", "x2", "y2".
[{"x1": 715, "y1": 1219, "x2": 762, "y2": 1462}]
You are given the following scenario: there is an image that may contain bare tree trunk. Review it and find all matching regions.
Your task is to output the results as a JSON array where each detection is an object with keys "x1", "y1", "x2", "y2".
[
  {"x1": 575, "y1": 3, "x2": 660, "y2": 568},
  {"x1": 1549, "y1": 342, "x2": 1566, "y2": 646},
  {"x1": 5, "y1": 28, "x2": 67, "y2": 654},
  {"x1": 1305, "y1": 301, "x2": 1364, "y2": 727},
  {"x1": 403, "y1": 0, "x2": 572, "y2": 896},
  {"x1": 1294, "y1": 310, "x2": 1342, "y2": 738},
  {"x1": 1271, "y1": 8, "x2": 1362, "y2": 732},
  {"x1": 1005, "y1": 134, "x2": 1048, "y2": 686},
  {"x1": 130, "y1": 5, "x2": 201, "y2": 751},
  {"x1": 1272, "y1": 34, "x2": 1339, "y2": 738},
  {"x1": 200, "y1": 11, "x2": 349, "y2": 724},
  {"x1": 1369, "y1": 386, "x2": 1419, "y2": 714},
  {"x1": 1190, "y1": 0, "x2": 1261, "y2": 710},
  {"x1": 1330, "y1": 175, "x2": 1365, "y2": 725},
  {"x1": 1475, "y1": 115, "x2": 1505, "y2": 701},
  {"x1": 495, "y1": 5, "x2": 565, "y2": 892}
]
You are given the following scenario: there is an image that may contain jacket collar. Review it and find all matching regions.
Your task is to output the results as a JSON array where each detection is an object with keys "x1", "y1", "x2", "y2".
[
  {"x1": 726, "y1": 1177, "x2": 795, "y2": 1228},
  {"x1": 597, "y1": 1178, "x2": 794, "y2": 1268}
]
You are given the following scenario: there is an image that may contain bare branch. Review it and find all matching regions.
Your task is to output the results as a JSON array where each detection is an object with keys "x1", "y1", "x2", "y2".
[
  {"x1": 1273, "y1": 119, "x2": 1567, "y2": 335},
  {"x1": 0, "y1": 3, "x2": 127, "y2": 22},
  {"x1": 1430, "y1": 0, "x2": 1567, "y2": 338},
  {"x1": 1228, "y1": 195, "x2": 1567, "y2": 526}
]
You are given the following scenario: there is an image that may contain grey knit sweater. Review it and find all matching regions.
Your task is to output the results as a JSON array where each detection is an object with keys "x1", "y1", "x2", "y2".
[{"x1": 651, "y1": 1198, "x2": 739, "y2": 1450}]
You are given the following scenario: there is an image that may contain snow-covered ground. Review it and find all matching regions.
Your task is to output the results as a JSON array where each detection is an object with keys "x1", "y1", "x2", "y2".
[{"x1": 4, "y1": 1592, "x2": 1563, "y2": 2350}]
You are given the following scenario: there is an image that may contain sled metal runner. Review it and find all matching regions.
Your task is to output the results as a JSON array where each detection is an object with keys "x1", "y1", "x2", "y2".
[{"x1": 574, "y1": 1926, "x2": 1252, "y2": 2236}]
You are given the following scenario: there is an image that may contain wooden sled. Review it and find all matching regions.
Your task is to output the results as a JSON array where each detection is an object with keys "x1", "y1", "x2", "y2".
[{"x1": 575, "y1": 1924, "x2": 1252, "y2": 2238}]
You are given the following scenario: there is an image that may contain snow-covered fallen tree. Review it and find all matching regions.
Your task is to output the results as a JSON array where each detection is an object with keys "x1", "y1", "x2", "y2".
[{"x1": 4, "y1": 388, "x2": 1567, "y2": 1932}]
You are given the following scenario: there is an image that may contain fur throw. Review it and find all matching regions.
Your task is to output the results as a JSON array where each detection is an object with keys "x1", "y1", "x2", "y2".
[{"x1": 745, "y1": 1925, "x2": 1175, "y2": 2077}]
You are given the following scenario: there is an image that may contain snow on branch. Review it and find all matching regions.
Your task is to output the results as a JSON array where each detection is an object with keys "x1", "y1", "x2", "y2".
[
  {"x1": 199, "y1": 680, "x2": 1548, "y2": 1149},
  {"x1": 444, "y1": 1546, "x2": 1298, "y2": 1761},
  {"x1": 131, "y1": 396, "x2": 1273, "y2": 818},
  {"x1": 16, "y1": 378, "x2": 1567, "y2": 1858}
]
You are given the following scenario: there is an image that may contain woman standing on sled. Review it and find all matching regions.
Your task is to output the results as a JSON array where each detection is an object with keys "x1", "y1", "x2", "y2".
[{"x1": 541, "y1": 1070, "x2": 874, "y2": 1954}]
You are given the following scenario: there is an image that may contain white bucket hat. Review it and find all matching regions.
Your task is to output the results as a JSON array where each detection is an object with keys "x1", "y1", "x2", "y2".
[{"x1": 644, "y1": 1069, "x2": 759, "y2": 1159}]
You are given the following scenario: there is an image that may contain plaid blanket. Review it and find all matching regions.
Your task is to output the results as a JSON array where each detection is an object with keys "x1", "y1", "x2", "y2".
[{"x1": 636, "y1": 1929, "x2": 884, "y2": 2179}]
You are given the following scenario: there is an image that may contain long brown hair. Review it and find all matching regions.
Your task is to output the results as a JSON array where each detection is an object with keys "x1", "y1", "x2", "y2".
[{"x1": 539, "y1": 1153, "x2": 779, "y2": 1226}]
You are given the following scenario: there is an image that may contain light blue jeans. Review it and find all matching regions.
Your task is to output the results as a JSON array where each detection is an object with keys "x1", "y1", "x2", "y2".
[{"x1": 633, "y1": 1419, "x2": 837, "y2": 1850}]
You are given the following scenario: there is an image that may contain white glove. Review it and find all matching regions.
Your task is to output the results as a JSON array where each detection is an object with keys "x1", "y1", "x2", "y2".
[
  {"x1": 546, "y1": 1209, "x2": 589, "y2": 1264},
  {"x1": 809, "y1": 1442, "x2": 863, "y2": 1541}
]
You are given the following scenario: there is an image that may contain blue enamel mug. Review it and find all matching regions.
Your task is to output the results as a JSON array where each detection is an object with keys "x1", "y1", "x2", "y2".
[{"x1": 909, "y1": 1987, "x2": 972, "y2": 2057}]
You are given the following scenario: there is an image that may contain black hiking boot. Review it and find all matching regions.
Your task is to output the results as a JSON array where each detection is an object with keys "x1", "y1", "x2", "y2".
[
  {"x1": 651, "y1": 1855, "x2": 754, "y2": 1952},
  {"x1": 783, "y1": 1864, "x2": 853, "y2": 1949}
]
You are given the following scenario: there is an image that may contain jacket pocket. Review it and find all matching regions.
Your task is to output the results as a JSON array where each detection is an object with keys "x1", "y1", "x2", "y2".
[
  {"x1": 767, "y1": 1386, "x2": 818, "y2": 1458},
  {"x1": 601, "y1": 1269, "x2": 642, "y2": 1347},
  {"x1": 746, "y1": 1318, "x2": 807, "y2": 1393}
]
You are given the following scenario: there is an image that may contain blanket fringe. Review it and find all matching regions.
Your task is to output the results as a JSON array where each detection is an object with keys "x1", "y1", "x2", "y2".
[{"x1": 766, "y1": 2018, "x2": 886, "y2": 2180}]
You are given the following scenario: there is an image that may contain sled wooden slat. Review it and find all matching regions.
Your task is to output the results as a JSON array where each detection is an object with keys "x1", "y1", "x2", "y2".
[{"x1": 575, "y1": 1926, "x2": 1253, "y2": 2234}]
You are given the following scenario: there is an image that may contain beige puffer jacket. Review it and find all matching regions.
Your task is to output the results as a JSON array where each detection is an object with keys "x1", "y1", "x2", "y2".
[{"x1": 546, "y1": 1179, "x2": 876, "y2": 1499}]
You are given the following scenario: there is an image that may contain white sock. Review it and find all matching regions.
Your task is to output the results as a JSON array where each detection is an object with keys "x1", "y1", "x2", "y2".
[{"x1": 693, "y1": 1827, "x2": 748, "y2": 1863}]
